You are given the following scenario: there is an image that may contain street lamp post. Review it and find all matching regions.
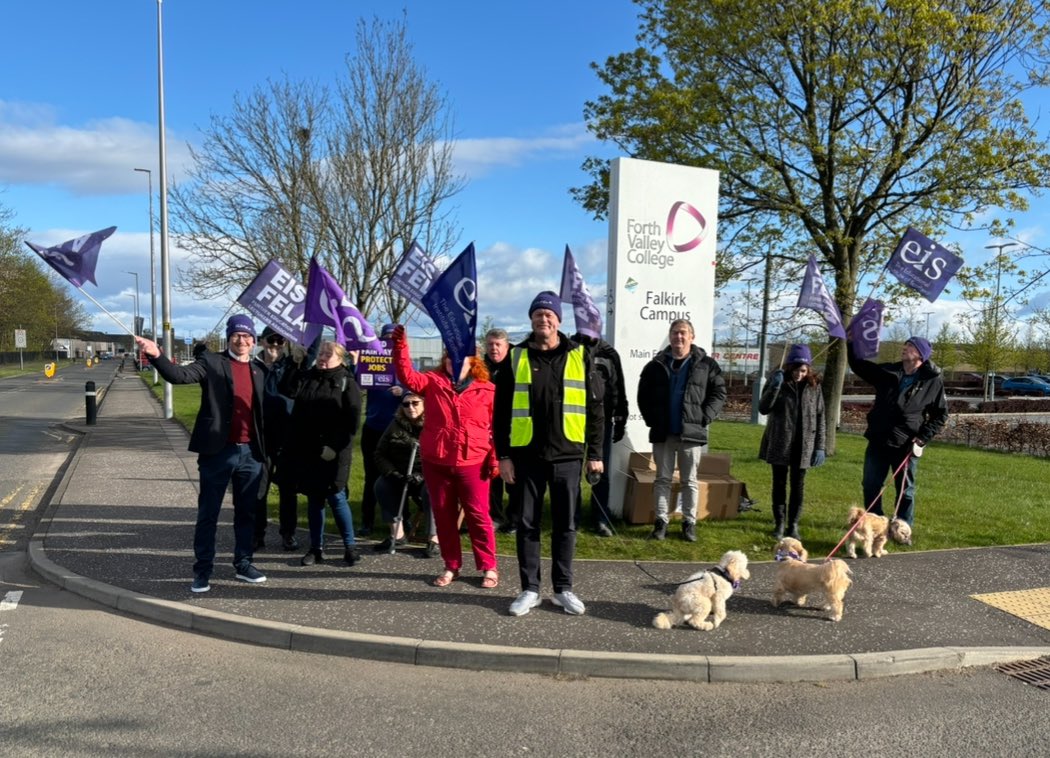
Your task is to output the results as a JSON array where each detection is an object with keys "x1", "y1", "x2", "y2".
[
  {"x1": 924, "y1": 311, "x2": 933, "y2": 339},
  {"x1": 133, "y1": 167, "x2": 159, "y2": 385},
  {"x1": 124, "y1": 271, "x2": 140, "y2": 333},
  {"x1": 985, "y1": 241, "x2": 1019, "y2": 401},
  {"x1": 155, "y1": 0, "x2": 174, "y2": 419}
]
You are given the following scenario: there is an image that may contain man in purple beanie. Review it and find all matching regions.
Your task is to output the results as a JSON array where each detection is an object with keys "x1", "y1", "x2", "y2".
[
  {"x1": 135, "y1": 314, "x2": 268, "y2": 592},
  {"x1": 847, "y1": 334, "x2": 948, "y2": 526}
]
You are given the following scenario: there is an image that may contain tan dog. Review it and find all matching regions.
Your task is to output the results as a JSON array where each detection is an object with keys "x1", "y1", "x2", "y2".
[
  {"x1": 652, "y1": 550, "x2": 750, "y2": 631},
  {"x1": 845, "y1": 507, "x2": 913, "y2": 558},
  {"x1": 772, "y1": 537, "x2": 852, "y2": 622}
]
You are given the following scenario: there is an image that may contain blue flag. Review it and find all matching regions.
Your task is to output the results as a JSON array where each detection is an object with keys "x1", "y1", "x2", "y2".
[
  {"x1": 303, "y1": 257, "x2": 382, "y2": 351},
  {"x1": 25, "y1": 226, "x2": 116, "y2": 288},
  {"x1": 421, "y1": 243, "x2": 477, "y2": 382},
  {"x1": 886, "y1": 227, "x2": 963, "y2": 303},
  {"x1": 797, "y1": 254, "x2": 847, "y2": 339}
]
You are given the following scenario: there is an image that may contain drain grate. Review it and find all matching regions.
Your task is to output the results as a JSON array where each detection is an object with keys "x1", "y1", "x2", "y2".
[{"x1": 994, "y1": 656, "x2": 1050, "y2": 691}]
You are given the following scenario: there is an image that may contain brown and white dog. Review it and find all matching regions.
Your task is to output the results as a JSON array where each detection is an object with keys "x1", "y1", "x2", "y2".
[
  {"x1": 772, "y1": 537, "x2": 852, "y2": 622},
  {"x1": 845, "y1": 506, "x2": 913, "y2": 558},
  {"x1": 652, "y1": 550, "x2": 751, "y2": 631}
]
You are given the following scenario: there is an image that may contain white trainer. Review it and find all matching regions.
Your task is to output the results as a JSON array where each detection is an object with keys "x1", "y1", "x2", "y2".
[
  {"x1": 508, "y1": 590, "x2": 541, "y2": 617},
  {"x1": 551, "y1": 590, "x2": 586, "y2": 616}
]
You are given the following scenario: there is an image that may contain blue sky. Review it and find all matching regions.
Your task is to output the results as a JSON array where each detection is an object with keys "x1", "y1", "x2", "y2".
[
  {"x1": 0, "y1": 0, "x2": 638, "y2": 341},
  {"x1": 2, "y1": 1, "x2": 1047, "y2": 349}
]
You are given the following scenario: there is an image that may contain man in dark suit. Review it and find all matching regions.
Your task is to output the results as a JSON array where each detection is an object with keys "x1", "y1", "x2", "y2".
[{"x1": 135, "y1": 314, "x2": 268, "y2": 593}]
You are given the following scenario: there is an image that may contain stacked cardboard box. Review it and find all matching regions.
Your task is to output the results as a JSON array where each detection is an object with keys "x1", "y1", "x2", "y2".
[{"x1": 622, "y1": 451, "x2": 743, "y2": 525}]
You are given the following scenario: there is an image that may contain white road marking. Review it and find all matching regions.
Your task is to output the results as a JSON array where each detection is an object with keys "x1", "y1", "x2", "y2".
[{"x1": 1, "y1": 590, "x2": 23, "y2": 611}]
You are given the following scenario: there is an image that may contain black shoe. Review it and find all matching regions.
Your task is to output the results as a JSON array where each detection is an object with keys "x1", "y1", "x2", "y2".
[
  {"x1": 344, "y1": 547, "x2": 361, "y2": 566},
  {"x1": 682, "y1": 521, "x2": 697, "y2": 542},
  {"x1": 373, "y1": 536, "x2": 407, "y2": 552},
  {"x1": 281, "y1": 535, "x2": 300, "y2": 551},
  {"x1": 357, "y1": 526, "x2": 372, "y2": 538},
  {"x1": 300, "y1": 549, "x2": 322, "y2": 566},
  {"x1": 498, "y1": 523, "x2": 517, "y2": 535},
  {"x1": 425, "y1": 541, "x2": 440, "y2": 558},
  {"x1": 650, "y1": 519, "x2": 668, "y2": 541},
  {"x1": 595, "y1": 522, "x2": 614, "y2": 538}
]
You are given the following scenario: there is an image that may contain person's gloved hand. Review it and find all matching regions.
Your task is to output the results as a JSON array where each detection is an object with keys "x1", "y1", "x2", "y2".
[
  {"x1": 811, "y1": 449, "x2": 826, "y2": 467},
  {"x1": 320, "y1": 446, "x2": 337, "y2": 462},
  {"x1": 391, "y1": 325, "x2": 407, "y2": 345},
  {"x1": 612, "y1": 418, "x2": 626, "y2": 443},
  {"x1": 407, "y1": 473, "x2": 425, "y2": 495},
  {"x1": 769, "y1": 369, "x2": 784, "y2": 389}
]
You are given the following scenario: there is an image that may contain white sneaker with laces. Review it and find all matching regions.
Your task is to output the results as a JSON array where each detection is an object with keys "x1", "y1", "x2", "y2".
[
  {"x1": 508, "y1": 590, "x2": 541, "y2": 617},
  {"x1": 551, "y1": 590, "x2": 586, "y2": 616}
]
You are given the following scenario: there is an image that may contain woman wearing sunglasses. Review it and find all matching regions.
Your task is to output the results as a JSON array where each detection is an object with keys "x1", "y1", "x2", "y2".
[
  {"x1": 373, "y1": 392, "x2": 439, "y2": 557},
  {"x1": 390, "y1": 325, "x2": 499, "y2": 589}
]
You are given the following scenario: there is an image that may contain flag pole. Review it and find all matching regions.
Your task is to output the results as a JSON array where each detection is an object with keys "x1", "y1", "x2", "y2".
[{"x1": 74, "y1": 286, "x2": 135, "y2": 337}]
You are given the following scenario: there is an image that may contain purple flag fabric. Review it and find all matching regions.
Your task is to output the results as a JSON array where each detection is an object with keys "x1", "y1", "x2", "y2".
[
  {"x1": 25, "y1": 226, "x2": 116, "y2": 287},
  {"x1": 236, "y1": 259, "x2": 322, "y2": 349},
  {"x1": 846, "y1": 298, "x2": 884, "y2": 360},
  {"x1": 421, "y1": 243, "x2": 477, "y2": 382},
  {"x1": 303, "y1": 258, "x2": 381, "y2": 351},
  {"x1": 797, "y1": 254, "x2": 847, "y2": 339},
  {"x1": 886, "y1": 227, "x2": 964, "y2": 303},
  {"x1": 390, "y1": 240, "x2": 442, "y2": 311},
  {"x1": 558, "y1": 245, "x2": 603, "y2": 340}
]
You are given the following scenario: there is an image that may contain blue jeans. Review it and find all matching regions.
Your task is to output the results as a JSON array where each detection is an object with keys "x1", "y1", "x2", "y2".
[
  {"x1": 862, "y1": 441, "x2": 918, "y2": 525},
  {"x1": 306, "y1": 489, "x2": 356, "y2": 551},
  {"x1": 195, "y1": 443, "x2": 263, "y2": 576}
]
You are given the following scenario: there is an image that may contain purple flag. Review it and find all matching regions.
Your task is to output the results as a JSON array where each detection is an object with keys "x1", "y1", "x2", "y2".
[
  {"x1": 559, "y1": 245, "x2": 603, "y2": 340},
  {"x1": 25, "y1": 226, "x2": 116, "y2": 288},
  {"x1": 303, "y1": 258, "x2": 382, "y2": 351},
  {"x1": 421, "y1": 243, "x2": 477, "y2": 382},
  {"x1": 390, "y1": 240, "x2": 442, "y2": 311},
  {"x1": 846, "y1": 298, "x2": 884, "y2": 360},
  {"x1": 236, "y1": 259, "x2": 322, "y2": 349},
  {"x1": 886, "y1": 227, "x2": 964, "y2": 303},
  {"x1": 797, "y1": 254, "x2": 847, "y2": 339}
]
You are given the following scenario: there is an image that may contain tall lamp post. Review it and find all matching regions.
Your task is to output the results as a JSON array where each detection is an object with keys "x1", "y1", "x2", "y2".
[
  {"x1": 133, "y1": 167, "x2": 159, "y2": 384},
  {"x1": 985, "y1": 241, "x2": 1019, "y2": 401},
  {"x1": 124, "y1": 271, "x2": 140, "y2": 333}
]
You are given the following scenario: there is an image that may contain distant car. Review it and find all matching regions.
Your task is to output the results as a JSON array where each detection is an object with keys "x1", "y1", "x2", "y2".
[{"x1": 1000, "y1": 376, "x2": 1050, "y2": 396}]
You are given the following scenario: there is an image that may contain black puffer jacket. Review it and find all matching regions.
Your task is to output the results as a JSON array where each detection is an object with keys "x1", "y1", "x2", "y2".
[
  {"x1": 374, "y1": 411, "x2": 423, "y2": 478},
  {"x1": 758, "y1": 376, "x2": 826, "y2": 468},
  {"x1": 847, "y1": 343, "x2": 948, "y2": 447},
  {"x1": 281, "y1": 364, "x2": 361, "y2": 497},
  {"x1": 637, "y1": 345, "x2": 726, "y2": 445}
]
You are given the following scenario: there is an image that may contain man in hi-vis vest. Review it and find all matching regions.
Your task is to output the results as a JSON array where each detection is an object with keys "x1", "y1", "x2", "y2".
[{"x1": 494, "y1": 291, "x2": 604, "y2": 617}]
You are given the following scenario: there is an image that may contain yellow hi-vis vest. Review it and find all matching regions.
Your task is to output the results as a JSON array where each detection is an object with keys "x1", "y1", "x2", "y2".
[{"x1": 510, "y1": 344, "x2": 587, "y2": 447}]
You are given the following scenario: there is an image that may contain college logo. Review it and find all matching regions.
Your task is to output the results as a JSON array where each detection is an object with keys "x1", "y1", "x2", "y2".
[
  {"x1": 624, "y1": 277, "x2": 639, "y2": 293},
  {"x1": 665, "y1": 201, "x2": 707, "y2": 253}
]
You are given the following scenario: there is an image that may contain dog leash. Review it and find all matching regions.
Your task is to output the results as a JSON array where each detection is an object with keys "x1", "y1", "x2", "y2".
[{"x1": 825, "y1": 451, "x2": 912, "y2": 561}]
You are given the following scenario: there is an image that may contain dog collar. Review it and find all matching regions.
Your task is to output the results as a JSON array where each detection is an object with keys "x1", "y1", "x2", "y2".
[
  {"x1": 709, "y1": 565, "x2": 740, "y2": 589},
  {"x1": 775, "y1": 549, "x2": 803, "y2": 562}
]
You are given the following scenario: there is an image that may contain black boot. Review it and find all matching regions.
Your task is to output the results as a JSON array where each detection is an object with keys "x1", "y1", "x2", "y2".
[
  {"x1": 787, "y1": 521, "x2": 801, "y2": 540},
  {"x1": 772, "y1": 503, "x2": 786, "y2": 539},
  {"x1": 300, "y1": 548, "x2": 323, "y2": 566},
  {"x1": 788, "y1": 502, "x2": 803, "y2": 540}
]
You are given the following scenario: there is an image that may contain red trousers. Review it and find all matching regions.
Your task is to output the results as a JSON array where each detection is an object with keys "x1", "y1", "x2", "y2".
[{"x1": 422, "y1": 460, "x2": 497, "y2": 573}]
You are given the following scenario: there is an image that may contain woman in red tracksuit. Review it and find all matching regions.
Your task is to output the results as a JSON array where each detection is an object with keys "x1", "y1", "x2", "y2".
[{"x1": 391, "y1": 325, "x2": 499, "y2": 589}]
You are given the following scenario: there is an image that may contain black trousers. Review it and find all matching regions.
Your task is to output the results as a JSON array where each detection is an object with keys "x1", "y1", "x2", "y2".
[
  {"x1": 513, "y1": 456, "x2": 580, "y2": 593},
  {"x1": 358, "y1": 424, "x2": 384, "y2": 531},
  {"x1": 770, "y1": 464, "x2": 807, "y2": 524}
]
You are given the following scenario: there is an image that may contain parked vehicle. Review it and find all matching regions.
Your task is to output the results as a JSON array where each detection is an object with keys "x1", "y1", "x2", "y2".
[{"x1": 1001, "y1": 376, "x2": 1050, "y2": 396}]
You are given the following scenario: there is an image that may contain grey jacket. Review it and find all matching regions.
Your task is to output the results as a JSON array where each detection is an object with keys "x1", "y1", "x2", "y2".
[{"x1": 758, "y1": 377, "x2": 826, "y2": 468}]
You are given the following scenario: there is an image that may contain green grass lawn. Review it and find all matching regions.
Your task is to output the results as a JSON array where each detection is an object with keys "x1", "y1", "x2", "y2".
[
  {"x1": 0, "y1": 358, "x2": 77, "y2": 379},
  {"x1": 145, "y1": 377, "x2": 1050, "y2": 563}
]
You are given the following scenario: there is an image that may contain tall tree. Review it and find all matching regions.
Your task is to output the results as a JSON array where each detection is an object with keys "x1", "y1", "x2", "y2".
[
  {"x1": 574, "y1": 0, "x2": 1050, "y2": 452},
  {"x1": 171, "y1": 15, "x2": 463, "y2": 325}
]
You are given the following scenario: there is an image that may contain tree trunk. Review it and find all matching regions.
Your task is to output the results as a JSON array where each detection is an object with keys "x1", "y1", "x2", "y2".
[{"x1": 823, "y1": 338, "x2": 849, "y2": 455}]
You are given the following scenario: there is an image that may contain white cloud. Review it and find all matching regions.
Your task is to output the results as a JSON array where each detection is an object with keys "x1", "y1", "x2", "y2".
[{"x1": 451, "y1": 123, "x2": 596, "y2": 179}]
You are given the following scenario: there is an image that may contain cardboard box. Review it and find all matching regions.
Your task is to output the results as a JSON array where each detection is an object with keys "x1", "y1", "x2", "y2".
[
  {"x1": 695, "y1": 475, "x2": 742, "y2": 520},
  {"x1": 621, "y1": 469, "x2": 742, "y2": 524},
  {"x1": 622, "y1": 469, "x2": 682, "y2": 525},
  {"x1": 698, "y1": 452, "x2": 732, "y2": 476},
  {"x1": 628, "y1": 452, "x2": 656, "y2": 472}
]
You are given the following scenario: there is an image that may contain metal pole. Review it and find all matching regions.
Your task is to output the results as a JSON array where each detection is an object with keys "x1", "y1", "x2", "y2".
[
  {"x1": 750, "y1": 249, "x2": 773, "y2": 426},
  {"x1": 984, "y1": 242, "x2": 1018, "y2": 402},
  {"x1": 156, "y1": 0, "x2": 173, "y2": 418},
  {"x1": 134, "y1": 167, "x2": 159, "y2": 385}
]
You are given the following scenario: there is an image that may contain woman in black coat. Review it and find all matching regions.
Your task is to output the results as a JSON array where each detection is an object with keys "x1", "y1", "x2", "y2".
[
  {"x1": 758, "y1": 344, "x2": 827, "y2": 540},
  {"x1": 373, "y1": 392, "x2": 439, "y2": 557},
  {"x1": 281, "y1": 341, "x2": 362, "y2": 566}
]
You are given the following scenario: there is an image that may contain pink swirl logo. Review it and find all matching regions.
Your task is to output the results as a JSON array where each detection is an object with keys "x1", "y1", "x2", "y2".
[{"x1": 666, "y1": 201, "x2": 707, "y2": 252}]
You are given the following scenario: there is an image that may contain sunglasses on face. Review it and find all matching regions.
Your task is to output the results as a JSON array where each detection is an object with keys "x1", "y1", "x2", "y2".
[
  {"x1": 402, "y1": 400, "x2": 422, "y2": 408},
  {"x1": 265, "y1": 335, "x2": 285, "y2": 346}
]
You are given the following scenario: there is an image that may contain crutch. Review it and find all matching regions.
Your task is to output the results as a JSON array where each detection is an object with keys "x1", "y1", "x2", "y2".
[{"x1": 389, "y1": 441, "x2": 418, "y2": 554}]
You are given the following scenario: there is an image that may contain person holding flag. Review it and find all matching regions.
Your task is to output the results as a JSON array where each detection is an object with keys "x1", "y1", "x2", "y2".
[{"x1": 847, "y1": 334, "x2": 948, "y2": 527}]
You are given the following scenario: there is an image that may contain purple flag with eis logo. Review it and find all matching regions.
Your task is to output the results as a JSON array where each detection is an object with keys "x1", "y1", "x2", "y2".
[
  {"x1": 236, "y1": 259, "x2": 322, "y2": 349},
  {"x1": 421, "y1": 242, "x2": 477, "y2": 382},
  {"x1": 390, "y1": 240, "x2": 442, "y2": 311},
  {"x1": 797, "y1": 254, "x2": 847, "y2": 339},
  {"x1": 25, "y1": 226, "x2": 116, "y2": 288},
  {"x1": 886, "y1": 227, "x2": 963, "y2": 303},
  {"x1": 846, "y1": 298, "x2": 884, "y2": 360},
  {"x1": 303, "y1": 257, "x2": 382, "y2": 351},
  {"x1": 559, "y1": 245, "x2": 603, "y2": 340}
]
